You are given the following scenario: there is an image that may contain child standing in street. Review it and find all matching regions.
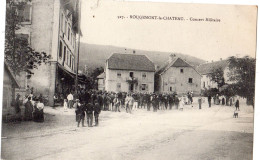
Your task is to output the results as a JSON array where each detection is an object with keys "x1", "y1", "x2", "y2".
[{"x1": 63, "y1": 99, "x2": 68, "y2": 112}]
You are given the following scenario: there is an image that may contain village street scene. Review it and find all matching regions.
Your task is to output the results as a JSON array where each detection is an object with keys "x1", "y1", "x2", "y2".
[{"x1": 1, "y1": 0, "x2": 257, "y2": 160}]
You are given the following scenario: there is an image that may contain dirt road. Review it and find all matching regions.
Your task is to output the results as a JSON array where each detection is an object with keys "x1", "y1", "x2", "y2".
[{"x1": 1, "y1": 104, "x2": 254, "y2": 160}]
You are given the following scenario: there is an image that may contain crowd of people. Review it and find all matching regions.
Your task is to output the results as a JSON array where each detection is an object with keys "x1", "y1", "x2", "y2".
[
  {"x1": 59, "y1": 90, "x2": 197, "y2": 127},
  {"x1": 58, "y1": 89, "x2": 242, "y2": 127},
  {"x1": 13, "y1": 93, "x2": 45, "y2": 122}
]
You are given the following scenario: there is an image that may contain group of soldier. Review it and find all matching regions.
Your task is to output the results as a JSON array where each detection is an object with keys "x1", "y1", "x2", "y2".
[
  {"x1": 71, "y1": 90, "x2": 193, "y2": 124},
  {"x1": 61, "y1": 89, "x2": 196, "y2": 127}
]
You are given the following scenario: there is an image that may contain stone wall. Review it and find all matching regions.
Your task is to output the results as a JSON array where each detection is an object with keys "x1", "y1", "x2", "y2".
[{"x1": 159, "y1": 67, "x2": 201, "y2": 95}]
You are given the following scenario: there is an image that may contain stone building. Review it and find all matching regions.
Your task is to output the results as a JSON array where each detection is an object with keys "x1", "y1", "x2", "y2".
[
  {"x1": 97, "y1": 72, "x2": 105, "y2": 91},
  {"x1": 196, "y1": 60, "x2": 230, "y2": 91},
  {"x1": 14, "y1": 0, "x2": 82, "y2": 106},
  {"x1": 105, "y1": 53, "x2": 155, "y2": 93},
  {"x1": 156, "y1": 55, "x2": 201, "y2": 95}
]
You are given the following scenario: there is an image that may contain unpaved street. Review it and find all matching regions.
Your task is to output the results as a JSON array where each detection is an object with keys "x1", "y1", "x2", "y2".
[{"x1": 1, "y1": 103, "x2": 254, "y2": 160}]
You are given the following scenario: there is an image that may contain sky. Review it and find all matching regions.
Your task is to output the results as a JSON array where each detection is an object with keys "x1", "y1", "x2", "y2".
[{"x1": 80, "y1": 0, "x2": 257, "y2": 62}]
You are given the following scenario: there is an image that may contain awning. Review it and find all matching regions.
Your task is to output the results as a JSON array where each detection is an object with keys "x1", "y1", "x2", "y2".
[{"x1": 57, "y1": 64, "x2": 87, "y2": 84}]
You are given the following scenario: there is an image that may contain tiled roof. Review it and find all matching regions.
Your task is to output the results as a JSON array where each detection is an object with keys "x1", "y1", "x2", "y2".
[
  {"x1": 196, "y1": 60, "x2": 229, "y2": 75},
  {"x1": 97, "y1": 72, "x2": 105, "y2": 79},
  {"x1": 107, "y1": 53, "x2": 155, "y2": 72},
  {"x1": 156, "y1": 57, "x2": 193, "y2": 75}
]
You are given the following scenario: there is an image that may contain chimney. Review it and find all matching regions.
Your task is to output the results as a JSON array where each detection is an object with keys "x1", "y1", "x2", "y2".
[
  {"x1": 169, "y1": 54, "x2": 176, "y2": 62},
  {"x1": 133, "y1": 50, "x2": 136, "y2": 54}
]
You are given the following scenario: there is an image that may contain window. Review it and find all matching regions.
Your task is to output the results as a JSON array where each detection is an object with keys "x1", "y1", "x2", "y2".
[
  {"x1": 16, "y1": 34, "x2": 30, "y2": 44},
  {"x1": 68, "y1": 28, "x2": 70, "y2": 41},
  {"x1": 59, "y1": 41, "x2": 63, "y2": 58},
  {"x1": 169, "y1": 87, "x2": 173, "y2": 91},
  {"x1": 180, "y1": 69, "x2": 184, "y2": 73},
  {"x1": 117, "y1": 83, "x2": 121, "y2": 91},
  {"x1": 63, "y1": 46, "x2": 66, "y2": 63},
  {"x1": 130, "y1": 72, "x2": 134, "y2": 78},
  {"x1": 188, "y1": 78, "x2": 193, "y2": 83},
  {"x1": 65, "y1": 21, "x2": 67, "y2": 36},
  {"x1": 67, "y1": 51, "x2": 70, "y2": 65},
  {"x1": 142, "y1": 73, "x2": 147, "y2": 79},
  {"x1": 71, "y1": 58, "x2": 74, "y2": 70},
  {"x1": 17, "y1": 4, "x2": 32, "y2": 24},
  {"x1": 117, "y1": 72, "x2": 121, "y2": 78},
  {"x1": 203, "y1": 82, "x2": 205, "y2": 88},
  {"x1": 69, "y1": 54, "x2": 72, "y2": 67},
  {"x1": 141, "y1": 84, "x2": 148, "y2": 91},
  {"x1": 141, "y1": 84, "x2": 146, "y2": 91},
  {"x1": 61, "y1": 14, "x2": 64, "y2": 32}
]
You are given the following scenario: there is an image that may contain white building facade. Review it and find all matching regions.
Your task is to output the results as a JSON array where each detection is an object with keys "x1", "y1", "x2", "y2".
[
  {"x1": 105, "y1": 53, "x2": 155, "y2": 93},
  {"x1": 14, "y1": 0, "x2": 80, "y2": 106},
  {"x1": 156, "y1": 55, "x2": 201, "y2": 95}
]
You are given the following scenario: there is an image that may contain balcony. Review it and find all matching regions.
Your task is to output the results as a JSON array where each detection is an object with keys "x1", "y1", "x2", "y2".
[{"x1": 126, "y1": 77, "x2": 138, "y2": 84}]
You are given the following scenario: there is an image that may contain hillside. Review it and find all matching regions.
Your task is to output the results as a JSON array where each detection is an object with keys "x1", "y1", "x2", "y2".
[{"x1": 79, "y1": 43, "x2": 206, "y2": 74}]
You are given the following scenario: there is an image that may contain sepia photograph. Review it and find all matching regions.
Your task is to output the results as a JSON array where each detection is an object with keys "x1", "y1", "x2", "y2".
[{"x1": 0, "y1": 0, "x2": 258, "y2": 159}]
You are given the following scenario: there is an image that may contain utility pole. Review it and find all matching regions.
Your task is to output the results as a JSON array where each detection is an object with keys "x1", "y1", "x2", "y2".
[{"x1": 75, "y1": 0, "x2": 81, "y2": 94}]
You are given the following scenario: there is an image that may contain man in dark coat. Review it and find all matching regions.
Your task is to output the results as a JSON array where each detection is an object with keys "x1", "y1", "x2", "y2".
[
  {"x1": 175, "y1": 96, "x2": 179, "y2": 109},
  {"x1": 235, "y1": 99, "x2": 240, "y2": 111},
  {"x1": 168, "y1": 95, "x2": 174, "y2": 110},
  {"x1": 86, "y1": 102, "x2": 94, "y2": 127},
  {"x1": 75, "y1": 99, "x2": 85, "y2": 127},
  {"x1": 24, "y1": 97, "x2": 33, "y2": 121},
  {"x1": 152, "y1": 95, "x2": 158, "y2": 112},
  {"x1": 93, "y1": 101, "x2": 101, "y2": 126},
  {"x1": 208, "y1": 95, "x2": 212, "y2": 107}
]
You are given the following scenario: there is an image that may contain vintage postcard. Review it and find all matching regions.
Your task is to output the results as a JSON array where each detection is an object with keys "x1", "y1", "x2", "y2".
[{"x1": 1, "y1": 0, "x2": 257, "y2": 159}]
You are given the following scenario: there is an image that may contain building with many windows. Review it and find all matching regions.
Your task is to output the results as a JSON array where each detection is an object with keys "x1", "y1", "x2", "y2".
[
  {"x1": 156, "y1": 54, "x2": 201, "y2": 95},
  {"x1": 14, "y1": 0, "x2": 81, "y2": 106},
  {"x1": 105, "y1": 53, "x2": 155, "y2": 93}
]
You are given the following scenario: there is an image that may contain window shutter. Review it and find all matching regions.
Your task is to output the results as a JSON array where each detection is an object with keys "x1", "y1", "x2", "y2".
[{"x1": 23, "y1": 5, "x2": 31, "y2": 22}]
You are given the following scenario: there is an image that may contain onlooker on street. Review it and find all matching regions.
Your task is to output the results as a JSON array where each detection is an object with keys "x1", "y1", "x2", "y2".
[
  {"x1": 235, "y1": 99, "x2": 240, "y2": 111},
  {"x1": 208, "y1": 95, "x2": 212, "y2": 107},
  {"x1": 33, "y1": 98, "x2": 44, "y2": 122},
  {"x1": 94, "y1": 101, "x2": 101, "y2": 126},
  {"x1": 24, "y1": 96, "x2": 33, "y2": 121},
  {"x1": 86, "y1": 102, "x2": 94, "y2": 127},
  {"x1": 75, "y1": 99, "x2": 85, "y2": 127},
  {"x1": 63, "y1": 99, "x2": 68, "y2": 112},
  {"x1": 198, "y1": 95, "x2": 202, "y2": 109},
  {"x1": 67, "y1": 92, "x2": 74, "y2": 109}
]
